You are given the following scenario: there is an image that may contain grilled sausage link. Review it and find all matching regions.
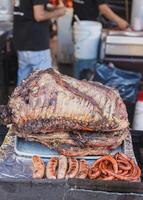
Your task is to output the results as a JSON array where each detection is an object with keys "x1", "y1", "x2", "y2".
[
  {"x1": 66, "y1": 158, "x2": 79, "y2": 179},
  {"x1": 57, "y1": 155, "x2": 68, "y2": 179},
  {"x1": 91, "y1": 155, "x2": 118, "y2": 173},
  {"x1": 46, "y1": 157, "x2": 58, "y2": 179},
  {"x1": 76, "y1": 160, "x2": 89, "y2": 179},
  {"x1": 32, "y1": 155, "x2": 45, "y2": 179}
]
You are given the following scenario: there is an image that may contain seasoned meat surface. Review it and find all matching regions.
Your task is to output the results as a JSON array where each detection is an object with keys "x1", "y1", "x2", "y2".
[
  {"x1": 0, "y1": 69, "x2": 129, "y2": 156},
  {"x1": 1, "y1": 69, "x2": 128, "y2": 134}
]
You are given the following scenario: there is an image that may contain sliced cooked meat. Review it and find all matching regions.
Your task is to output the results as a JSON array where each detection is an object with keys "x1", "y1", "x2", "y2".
[
  {"x1": 76, "y1": 160, "x2": 89, "y2": 179},
  {"x1": 57, "y1": 155, "x2": 68, "y2": 179},
  {"x1": 13, "y1": 129, "x2": 129, "y2": 156},
  {"x1": 46, "y1": 157, "x2": 58, "y2": 179},
  {"x1": 58, "y1": 146, "x2": 109, "y2": 157},
  {"x1": 32, "y1": 155, "x2": 45, "y2": 179},
  {"x1": 66, "y1": 158, "x2": 79, "y2": 179}
]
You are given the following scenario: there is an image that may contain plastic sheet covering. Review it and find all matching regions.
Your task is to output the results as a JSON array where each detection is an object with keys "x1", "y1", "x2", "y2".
[
  {"x1": 76, "y1": 61, "x2": 142, "y2": 103},
  {"x1": 94, "y1": 63, "x2": 142, "y2": 103},
  {"x1": 0, "y1": 129, "x2": 32, "y2": 178}
]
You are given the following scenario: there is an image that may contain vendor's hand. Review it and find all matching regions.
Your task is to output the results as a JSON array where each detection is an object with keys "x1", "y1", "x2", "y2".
[
  {"x1": 58, "y1": 0, "x2": 64, "y2": 8},
  {"x1": 117, "y1": 18, "x2": 129, "y2": 30}
]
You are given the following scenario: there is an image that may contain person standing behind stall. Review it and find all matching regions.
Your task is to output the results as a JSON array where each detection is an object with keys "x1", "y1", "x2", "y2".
[
  {"x1": 73, "y1": 0, "x2": 129, "y2": 79},
  {"x1": 73, "y1": 0, "x2": 129, "y2": 30},
  {"x1": 13, "y1": 0, "x2": 65, "y2": 85}
]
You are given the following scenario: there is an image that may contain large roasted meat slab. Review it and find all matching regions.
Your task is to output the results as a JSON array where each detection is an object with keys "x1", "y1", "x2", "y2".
[
  {"x1": 0, "y1": 69, "x2": 129, "y2": 134},
  {"x1": 0, "y1": 69, "x2": 129, "y2": 156}
]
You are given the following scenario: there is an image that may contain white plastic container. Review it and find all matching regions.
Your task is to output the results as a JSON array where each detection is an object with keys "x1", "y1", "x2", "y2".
[
  {"x1": 73, "y1": 21, "x2": 102, "y2": 59},
  {"x1": 133, "y1": 91, "x2": 143, "y2": 130},
  {"x1": 131, "y1": 0, "x2": 143, "y2": 31}
]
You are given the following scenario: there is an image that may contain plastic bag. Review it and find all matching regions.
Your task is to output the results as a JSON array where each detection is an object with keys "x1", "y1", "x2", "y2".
[
  {"x1": 94, "y1": 63, "x2": 142, "y2": 103},
  {"x1": 74, "y1": 59, "x2": 97, "y2": 79}
]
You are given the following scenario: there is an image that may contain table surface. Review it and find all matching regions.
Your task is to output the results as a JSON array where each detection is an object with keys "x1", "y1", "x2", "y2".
[{"x1": 0, "y1": 125, "x2": 143, "y2": 200}]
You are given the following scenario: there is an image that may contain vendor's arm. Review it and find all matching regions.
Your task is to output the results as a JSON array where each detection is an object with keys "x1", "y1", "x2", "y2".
[
  {"x1": 99, "y1": 3, "x2": 129, "y2": 30},
  {"x1": 33, "y1": 0, "x2": 65, "y2": 22}
]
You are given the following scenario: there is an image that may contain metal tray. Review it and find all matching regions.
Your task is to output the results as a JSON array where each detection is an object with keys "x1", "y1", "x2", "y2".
[
  {"x1": 14, "y1": 136, "x2": 123, "y2": 160},
  {"x1": 108, "y1": 30, "x2": 143, "y2": 37}
]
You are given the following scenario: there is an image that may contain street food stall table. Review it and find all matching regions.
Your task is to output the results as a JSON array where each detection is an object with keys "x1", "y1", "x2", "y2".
[{"x1": 0, "y1": 128, "x2": 143, "y2": 200}]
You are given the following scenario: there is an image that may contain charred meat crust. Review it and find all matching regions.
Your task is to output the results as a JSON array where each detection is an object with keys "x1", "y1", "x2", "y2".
[
  {"x1": 48, "y1": 69, "x2": 102, "y2": 115},
  {"x1": 14, "y1": 116, "x2": 118, "y2": 134},
  {"x1": 9, "y1": 69, "x2": 129, "y2": 133}
]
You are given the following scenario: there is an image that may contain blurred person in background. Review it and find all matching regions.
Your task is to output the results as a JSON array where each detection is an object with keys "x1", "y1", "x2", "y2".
[
  {"x1": 73, "y1": 0, "x2": 129, "y2": 30},
  {"x1": 13, "y1": 0, "x2": 65, "y2": 85}
]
